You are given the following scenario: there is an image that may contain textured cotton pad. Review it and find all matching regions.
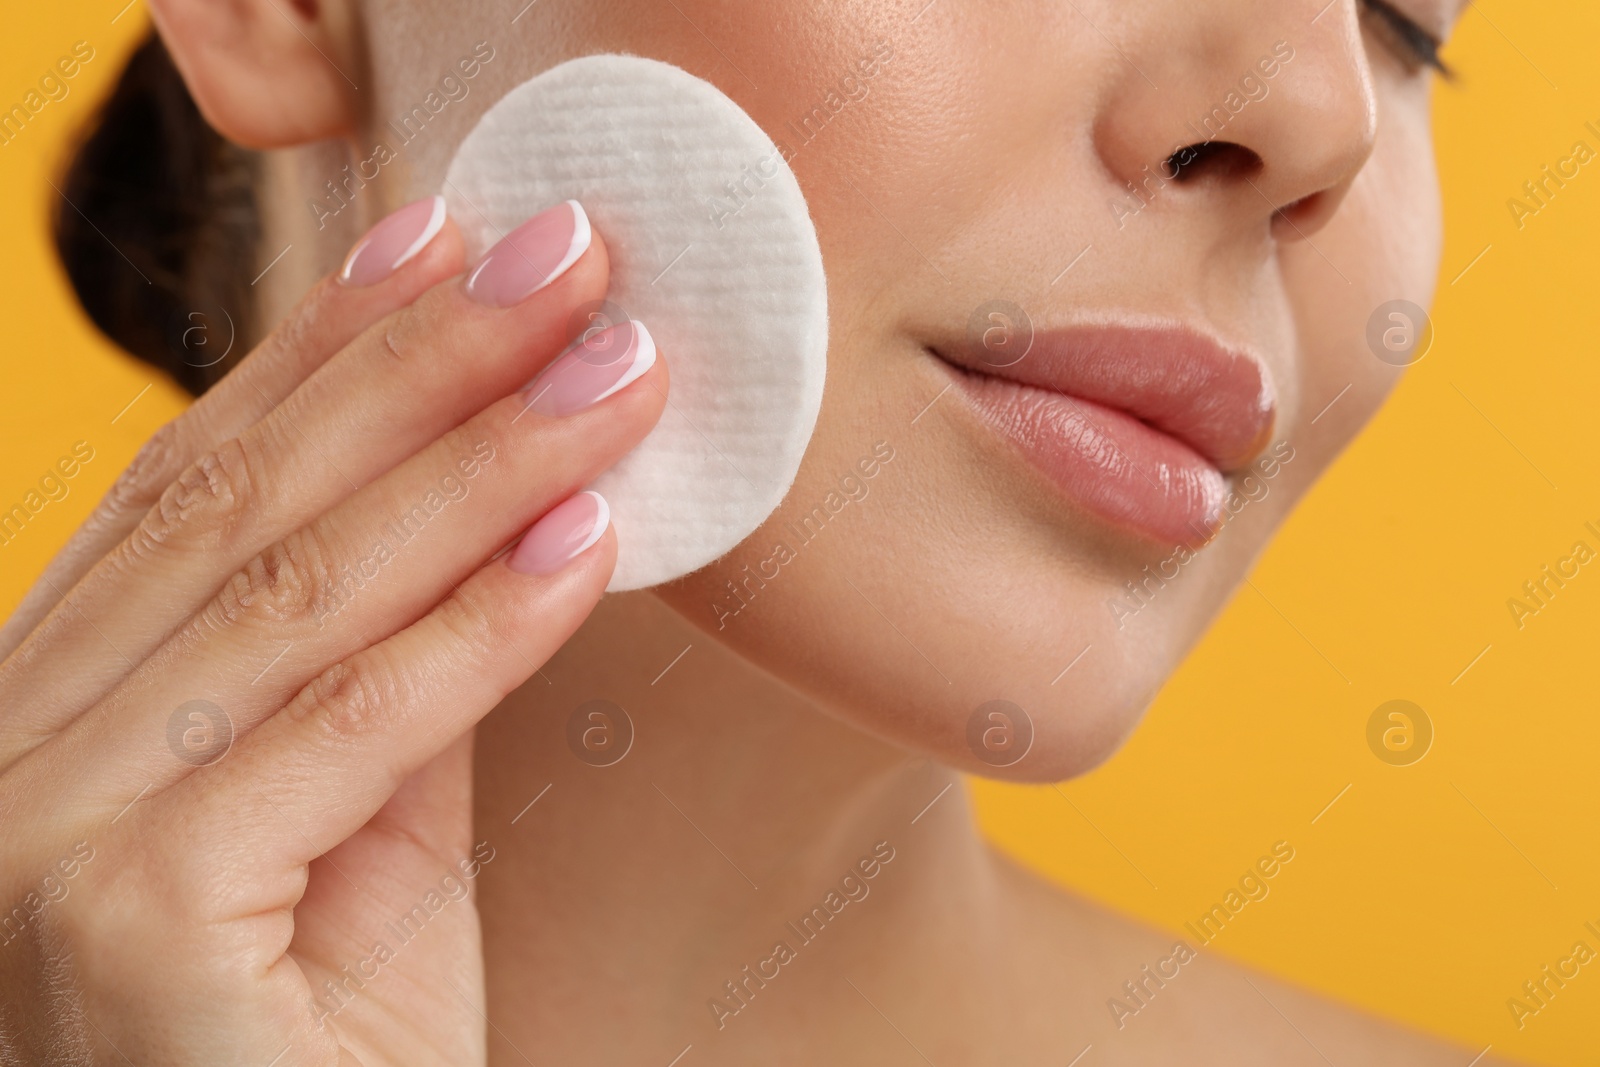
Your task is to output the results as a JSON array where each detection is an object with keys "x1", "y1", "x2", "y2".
[{"x1": 443, "y1": 55, "x2": 828, "y2": 591}]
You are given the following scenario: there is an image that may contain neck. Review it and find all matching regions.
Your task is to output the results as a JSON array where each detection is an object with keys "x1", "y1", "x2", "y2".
[{"x1": 473, "y1": 591, "x2": 1005, "y2": 1058}]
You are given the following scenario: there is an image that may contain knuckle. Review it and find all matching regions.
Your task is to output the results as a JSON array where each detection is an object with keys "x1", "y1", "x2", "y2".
[
  {"x1": 434, "y1": 588, "x2": 501, "y2": 662},
  {"x1": 439, "y1": 422, "x2": 492, "y2": 471},
  {"x1": 213, "y1": 525, "x2": 341, "y2": 630},
  {"x1": 379, "y1": 318, "x2": 410, "y2": 366},
  {"x1": 374, "y1": 291, "x2": 463, "y2": 370},
  {"x1": 132, "y1": 437, "x2": 262, "y2": 556},
  {"x1": 377, "y1": 301, "x2": 427, "y2": 366},
  {"x1": 68, "y1": 837, "x2": 154, "y2": 929},
  {"x1": 285, "y1": 655, "x2": 413, "y2": 744},
  {"x1": 63, "y1": 834, "x2": 231, "y2": 955},
  {"x1": 272, "y1": 275, "x2": 339, "y2": 356},
  {"x1": 102, "y1": 421, "x2": 185, "y2": 521}
]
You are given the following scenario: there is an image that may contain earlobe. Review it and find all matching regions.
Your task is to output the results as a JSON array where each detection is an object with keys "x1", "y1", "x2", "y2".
[{"x1": 149, "y1": 0, "x2": 361, "y2": 148}]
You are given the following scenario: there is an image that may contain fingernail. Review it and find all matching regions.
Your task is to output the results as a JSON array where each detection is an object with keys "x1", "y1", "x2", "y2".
[
  {"x1": 339, "y1": 196, "x2": 447, "y2": 288},
  {"x1": 522, "y1": 320, "x2": 657, "y2": 417},
  {"x1": 509, "y1": 491, "x2": 610, "y2": 575},
  {"x1": 465, "y1": 200, "x2": 591, "y2": 307}
]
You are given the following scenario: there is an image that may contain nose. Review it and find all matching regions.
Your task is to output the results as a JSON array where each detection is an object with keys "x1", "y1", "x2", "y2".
[{"x1": 1091, "y1": 0, "x2": 1379, "y2": 241}]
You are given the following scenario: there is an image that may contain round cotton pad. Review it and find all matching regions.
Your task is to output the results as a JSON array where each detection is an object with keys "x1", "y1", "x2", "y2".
[{"x1": 442, "y1": 55, "x2": 829, "y2": 591}]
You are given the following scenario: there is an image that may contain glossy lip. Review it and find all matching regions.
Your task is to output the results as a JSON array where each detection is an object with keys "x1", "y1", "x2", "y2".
[{"x1": 930, "y1": 322, "x2": 1277, "y2": 546}]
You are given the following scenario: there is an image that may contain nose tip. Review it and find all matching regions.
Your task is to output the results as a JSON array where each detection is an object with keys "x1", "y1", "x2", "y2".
[{"x1": 1091, "y1": 17, "x2": 1380, "y2": 242}]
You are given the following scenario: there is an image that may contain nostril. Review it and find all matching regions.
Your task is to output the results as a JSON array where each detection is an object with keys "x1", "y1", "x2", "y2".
[
  {"x1": 1271, "y1": 187, "x2": 1343, "y2": 241},
  {"x1": 1165, "y1": 140, "x2": 1264, "y2": 183}
]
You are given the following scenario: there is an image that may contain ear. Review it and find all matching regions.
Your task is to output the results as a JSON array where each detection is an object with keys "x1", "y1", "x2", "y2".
[{"x1": 149, "y1": 0, "x2": 362, "y2": 148}]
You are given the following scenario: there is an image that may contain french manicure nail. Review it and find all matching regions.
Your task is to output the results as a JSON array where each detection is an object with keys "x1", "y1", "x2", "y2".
[
  {"x1": 509, "y1": 491, "x2": 610, "y2": 575},
  {"x1": 522, "y1": 320, "x2": 657, "y2": 417},
  {"x1": 465, "y1": 200, "x2": 592, "y2": 307},
  {"x1": 339, "y1": 195, "x2": 447, "y2": 288}
]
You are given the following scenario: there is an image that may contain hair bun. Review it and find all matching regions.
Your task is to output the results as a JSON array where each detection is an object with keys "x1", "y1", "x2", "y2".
[{"x1": 53, "y1": 32, "x2": 259, "y2": 397}]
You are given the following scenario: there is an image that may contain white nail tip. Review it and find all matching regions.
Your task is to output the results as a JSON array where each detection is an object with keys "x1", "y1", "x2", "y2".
[
  {"x1": 588, "y1": 320, "x2": 657, "y2": 407},
  {"x1": 392, "y1": 195, "x2": 448, "y2": 272},
  {"x1": 575, "y1": 491, "x2": 611, "y2": 555},
  {"x1": 546, "y1": 199, "x2": 592, "y2": 287}
]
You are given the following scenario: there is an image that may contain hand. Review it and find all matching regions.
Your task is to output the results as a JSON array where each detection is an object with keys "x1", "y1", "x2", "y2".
[{"x1": 0, "y1": 197, "x2": 665, "y2": 1065}]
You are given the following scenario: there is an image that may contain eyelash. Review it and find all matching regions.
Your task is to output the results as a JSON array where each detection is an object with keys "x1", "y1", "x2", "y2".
[{"x1": 1359, "y1": 0, "x2": 1453, "y2": 76}]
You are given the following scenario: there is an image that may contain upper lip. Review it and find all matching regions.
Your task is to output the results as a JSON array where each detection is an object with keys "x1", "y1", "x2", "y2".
[{"x1": 931, "y1": 322, "x2": 1276, "y2": 471}]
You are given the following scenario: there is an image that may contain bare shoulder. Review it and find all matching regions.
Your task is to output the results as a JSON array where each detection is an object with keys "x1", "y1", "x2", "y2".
[{"x1": 987, "y1": 847, "x2": 1522, "y2": 1066}]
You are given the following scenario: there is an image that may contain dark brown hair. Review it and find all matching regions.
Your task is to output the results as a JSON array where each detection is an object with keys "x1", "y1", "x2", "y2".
[{"x1": 53, "y1": 32, "x2": 259, "y2": 397}]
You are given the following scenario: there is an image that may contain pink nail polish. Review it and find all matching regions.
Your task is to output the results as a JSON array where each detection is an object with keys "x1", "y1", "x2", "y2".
[
  {"x1": 465, "y1": 200, "x2": 592, "y2": 307},
  {"x1": 509, "y1": 492, "x2": 610, "y2": 575},
  {"x1": 522, "y1": 320, "x2": 657, "y2": 417},
  {"x1": 339, "y1": 196, "x2": 447, "y2": 288}
]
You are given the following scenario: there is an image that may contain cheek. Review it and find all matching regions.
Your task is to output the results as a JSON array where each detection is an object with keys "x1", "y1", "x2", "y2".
[
  {"x1": 658, "y1": 334, "x2": 1178, "y2": 784},
  {"x1": 611, "y1": 3, "x2": 1445, "y2": 780},
  {"x1": 1281, "y1": 84, "x2": 1442, "y2": 458}
]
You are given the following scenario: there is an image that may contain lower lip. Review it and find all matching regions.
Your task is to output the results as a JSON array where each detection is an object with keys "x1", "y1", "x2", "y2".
[{"x1": 943, "y1": 360, "x2": 1228, "y2": 545}]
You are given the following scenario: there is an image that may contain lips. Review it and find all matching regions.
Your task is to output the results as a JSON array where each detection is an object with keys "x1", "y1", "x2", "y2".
[{"x1": 931, "y1": 324, "x2": 1276, "y2": 545}]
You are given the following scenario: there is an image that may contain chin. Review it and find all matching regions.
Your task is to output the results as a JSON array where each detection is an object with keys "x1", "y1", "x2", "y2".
[
  {"x1": 924, "y1": 583, "x2": 1206, "y2": 782},
  {"x1": 825, "y1": 547, "x2": 1216, "y2": 783},
  {"x1": 942, "y1": 684, "x2": 1163, "y2": 784}
]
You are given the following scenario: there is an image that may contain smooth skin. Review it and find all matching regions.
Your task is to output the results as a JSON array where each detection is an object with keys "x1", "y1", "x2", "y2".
[{"x1": 4, "y1": 0, "x2": 1523, "y2": 1063}]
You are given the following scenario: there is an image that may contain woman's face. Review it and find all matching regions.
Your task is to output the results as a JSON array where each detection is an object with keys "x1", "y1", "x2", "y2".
[{"x1": 371, "y1": 0, "x2": 1459, "y2": 779}]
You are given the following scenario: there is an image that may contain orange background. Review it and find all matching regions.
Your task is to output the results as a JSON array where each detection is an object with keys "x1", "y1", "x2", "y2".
[{"x1": 2, "y1": 3, "x2": 1597, "y2": 1062}]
